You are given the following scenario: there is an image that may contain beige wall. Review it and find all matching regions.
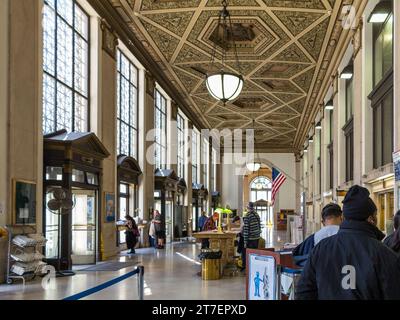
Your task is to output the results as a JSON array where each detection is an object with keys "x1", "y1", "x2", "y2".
[{"x1": 6, "y1": 0, "x2": 43, "y2": 229}]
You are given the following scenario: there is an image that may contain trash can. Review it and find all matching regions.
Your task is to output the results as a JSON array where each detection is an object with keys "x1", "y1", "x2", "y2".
[
  {"x1": 198, "y1": 249, "x2": 222, "y2": 280},
  {"x1": 280, "y1": 267, "x2": 302, "y2": 300}
]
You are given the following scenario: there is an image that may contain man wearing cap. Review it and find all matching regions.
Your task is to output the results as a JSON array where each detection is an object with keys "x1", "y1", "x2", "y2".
[
  {"x1": 293, "y1": 203, "x2": 343, "y2": 267},
  {"x1": 241, "y1": 202, "x2": 261, "y2": 271},
  {"x1": 296, "y1": 185, "x2": 400, "y2": 300}
]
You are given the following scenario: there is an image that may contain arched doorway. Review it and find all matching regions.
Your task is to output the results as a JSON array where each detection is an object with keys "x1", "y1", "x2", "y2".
[{"x1": 249, "y1": 176, "x2": 273, "y2": 227}]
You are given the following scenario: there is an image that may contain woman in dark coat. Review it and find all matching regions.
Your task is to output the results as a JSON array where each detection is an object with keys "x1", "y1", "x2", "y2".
[
  {"x1": 125, "y1": 215, "x2": 140, "y2": 254},
  {"x1": 153, "y1": 210, "x2": 165, "y2": 249},
  {"x1": 383, "y1": 210, "x2": 400, "y2": 253}
]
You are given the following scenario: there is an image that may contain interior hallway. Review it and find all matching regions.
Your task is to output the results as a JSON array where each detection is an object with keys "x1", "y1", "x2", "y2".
[{"x1": 0, "y1": 228, "x2": 286, "y2": 300}]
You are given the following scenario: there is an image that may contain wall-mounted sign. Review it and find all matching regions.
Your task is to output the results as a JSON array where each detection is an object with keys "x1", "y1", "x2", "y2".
[
  {"x1": 104, "y1": 193, "x2": 115, "y2": 223},
  {"x1": 393, "y1": 150, "x2": 400, "y2": 182}
]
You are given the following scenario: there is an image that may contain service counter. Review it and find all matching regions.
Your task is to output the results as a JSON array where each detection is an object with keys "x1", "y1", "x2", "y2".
[{"x1": 193, "y1": 230, "x2": 240, "y2": 273}]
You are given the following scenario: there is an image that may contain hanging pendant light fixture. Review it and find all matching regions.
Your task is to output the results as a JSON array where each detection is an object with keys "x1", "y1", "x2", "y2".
[
  {"x1": 246, "y1": 119, "x2": 261, "y2": 172},
  {"x1": 206, "y1": 0, "x2": 244, "y2": 104}
]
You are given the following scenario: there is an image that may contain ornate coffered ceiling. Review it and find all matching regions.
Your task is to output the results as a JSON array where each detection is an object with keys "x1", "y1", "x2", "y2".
[{"x1": 108, "y1": 0, "x2": 354, "y2": 152}]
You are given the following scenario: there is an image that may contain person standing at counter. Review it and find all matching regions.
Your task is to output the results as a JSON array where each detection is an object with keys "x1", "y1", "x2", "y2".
[
  {"x1": 201, "y1": 212, "x2": 219, "y2": 249},
  {"x1": 241, "y1": 202, "x2": 261, "y2": 271},
  {"x1": 198, "y1": 211, "x2": 208, "y2": 232}
]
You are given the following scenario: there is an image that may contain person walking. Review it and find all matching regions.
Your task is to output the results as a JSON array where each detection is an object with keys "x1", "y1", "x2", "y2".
[
  {"x1": 296, "y1": 185, "x2": 400, "y2": 300},
  {"x1": 241, "y1": 202, "x2": 261, "y2": 271},
  {"x1": 125, "y1": 215, "x2": 140, "y2": 254},
  {"x1": 153, "y1": 210, "x2": 165, "y2": 249},
  {"x1": 148, "y1": 217, "x2": 156, "y2": 248},
  {"x1": 293, "y1": 203, "x2": 343, "y2": 267},
  {"x1": 383, "y1": 210, "x2": 400, "y2": 254}
]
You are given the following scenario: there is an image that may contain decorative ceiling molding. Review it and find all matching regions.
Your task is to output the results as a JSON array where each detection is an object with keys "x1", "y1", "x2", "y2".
[{"x1": 104, "y1": 0, "x2": 360, "y2": 152}]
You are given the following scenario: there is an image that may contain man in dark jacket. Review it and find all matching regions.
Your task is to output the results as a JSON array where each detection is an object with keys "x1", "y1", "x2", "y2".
[
  {"x1": 296, "y1": 185, "x2": 400, "y2": 300},
  {"x1": 241, "y1": 202, "x2": 261, "y2": 271},
  {"x1": 293, "y1": 203, "x2": 343, "y2": 267}
]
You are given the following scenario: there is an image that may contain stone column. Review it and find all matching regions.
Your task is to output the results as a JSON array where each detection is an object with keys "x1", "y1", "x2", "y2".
[
  {"x1": 186, "y1": 120, "x2": 193, "y2": 236},
  {"x1": 295, "y1": 155, "x2": 301, "y2": 214},
  {"x1": 394, "y1": 0, "x2": 400, "y2": 211},
  {"x1": 0, "y1": 0, "x2": 9, "y2": 226},
  {"x1": 352, "y1": 20, "x2": 363, "y2": 185},
  {"x1": 138, "y1": 71, "x2": 155, "y2": 246},
  {"x1": 332, "y1": 74, "x2": 339, "y2": 201},
  {"x1": 7, "y1": 0, "x2": 43, "y2": 229},
  {"x1": 98, "y1": 21, "x2": 118, "y2": 260}
]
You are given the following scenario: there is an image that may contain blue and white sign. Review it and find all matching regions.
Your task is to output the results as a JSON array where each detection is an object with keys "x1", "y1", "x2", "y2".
[{"x1": 248, "y1": 254, "x2": 276, "y2": 300}]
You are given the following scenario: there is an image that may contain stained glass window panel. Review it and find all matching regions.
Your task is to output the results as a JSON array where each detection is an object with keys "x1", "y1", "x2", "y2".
[
  {"x1": 116, "y1": 50, "x2": 138, "y2": 158},
  {"x1": 42, "y1": 0, "x2": 89, "y2": 134}
]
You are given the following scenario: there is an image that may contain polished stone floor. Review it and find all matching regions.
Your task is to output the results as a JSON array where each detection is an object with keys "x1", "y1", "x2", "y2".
[{"x1": 0, "y1": 227, "x2": 287, "y2": 300}]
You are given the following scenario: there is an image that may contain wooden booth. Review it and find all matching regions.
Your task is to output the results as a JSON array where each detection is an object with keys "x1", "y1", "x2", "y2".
[
  {"x1": 154, "y1": 169, "x2": 179, "y2": 243},
  {"x1": 175, "y1": 178, "x2": 188, "y2": 239},
  {"x1": 192, "y1": 183, "x2": 208, "y2": 232},
  {"x1": 211, "y1": 191, "x2": 221, "y2": 212},
  {"x1": 116, "y1": 155, "x2": 142, "y2": 246},
  {"x1": 43, "y1": 130, "x2": 110, "y2": 270}
]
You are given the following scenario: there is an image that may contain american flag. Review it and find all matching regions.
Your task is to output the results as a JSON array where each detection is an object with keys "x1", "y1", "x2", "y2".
[{"x1": 272, "y1": 167, "x2": 286, "y2": 205}]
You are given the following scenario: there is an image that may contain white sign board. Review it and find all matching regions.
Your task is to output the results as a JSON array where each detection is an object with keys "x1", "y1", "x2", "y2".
[{"x1": 248, "y1": 254, "x2": 276, "y2": 300}]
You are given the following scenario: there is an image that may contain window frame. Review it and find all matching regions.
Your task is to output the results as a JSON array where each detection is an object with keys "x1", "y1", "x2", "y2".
[
  {"x1": 192, "y1": 130, "x2": 198, "y2": 184},
  {"x1": 116, "y1": 49, "x2": 139, "y2": 159},
  {"x1": 154, "y1": 89, "x2": 167, "y2": 170},
  {"x1": 42, "y1": 0, "x2": 91, "y2": 134},
  {"x1": 372, "y1": 11, "x2": 393, "y2": 88},
  {"x1": 177, "y1": 113, "x2": 185, "y2": 179}
]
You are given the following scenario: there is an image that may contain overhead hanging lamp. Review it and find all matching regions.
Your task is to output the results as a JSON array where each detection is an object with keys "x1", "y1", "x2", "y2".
[
  {"x1": 368, "y1": 0, "x2": 392, "y2": 23},
  {"x1": 325, "y1": 99, "x2": 334, "y2": 110},
  {"x1": 340, "y1": 64, "x2": 354, "y2": 79},
  {"x1": 246, "y1": 119, "x2": 261, "y2": 172},
  {"x1": 205, "y1": 0, "x2": 244, "y2": 104}
]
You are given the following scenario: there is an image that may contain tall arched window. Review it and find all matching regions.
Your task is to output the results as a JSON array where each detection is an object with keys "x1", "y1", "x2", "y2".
[{"x1": 250, "y1": 176, "x2": 273, "y2": 227}]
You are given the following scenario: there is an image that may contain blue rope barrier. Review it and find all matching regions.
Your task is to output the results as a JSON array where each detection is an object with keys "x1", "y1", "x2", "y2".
[{"x1": 63, "y1": 267, "x2": 141, "y2": 301}]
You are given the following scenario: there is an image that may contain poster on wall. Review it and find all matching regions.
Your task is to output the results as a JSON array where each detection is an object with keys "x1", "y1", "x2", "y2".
[
  {"x1": 393, "y1": 151, "x2": 400, "y2": 210},
  {"x1": 105, "y1": 193, "x2": 115, "y2": 223},
  {"x1": 248, "y1": 253, "x2": 276, "y2": 300},
  {"x1": 13, "y1": 180, "x2": 36, "y2": 225}
]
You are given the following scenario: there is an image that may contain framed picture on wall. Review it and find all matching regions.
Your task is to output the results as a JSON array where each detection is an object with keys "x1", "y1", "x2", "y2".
[
  {"x1": 13, "y1": 180, "x2": 36, "y2": 225},
  {"x1": 105, "y1": 193, "x2": 116, "y2": 223}
]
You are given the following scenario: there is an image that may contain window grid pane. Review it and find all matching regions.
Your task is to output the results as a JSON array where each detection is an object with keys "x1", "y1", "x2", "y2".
[
  {"x1": 42, "y1": 0, "x2": 90, "y2": 134},
  {"x1": 177, "y1": 114, "x2": 185, "y2": 179},
  {"x1": 154, "y1": 90, "x2": 167, "y2": 169},
  {"x1": 117, "y1": 50, "x2": 138, "y2": 158}
]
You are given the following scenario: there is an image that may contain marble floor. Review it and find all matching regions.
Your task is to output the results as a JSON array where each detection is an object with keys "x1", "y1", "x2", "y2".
[{"x1": 0, "y1": 227, "x2": 287, "y2": 300}]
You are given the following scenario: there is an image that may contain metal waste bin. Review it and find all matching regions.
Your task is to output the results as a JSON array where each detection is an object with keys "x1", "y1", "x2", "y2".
[
  {"x1": 280, "y1": 267, "x2": 302, "y2": 300},
  {"x1": 198, "y1": 249, "x2": 222, "y2": 280}
]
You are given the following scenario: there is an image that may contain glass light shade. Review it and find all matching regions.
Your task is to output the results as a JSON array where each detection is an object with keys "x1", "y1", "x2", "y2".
[
  {"x1": 206, "y1": 72, "x2": 244, "y2": 103},
  {"x1": 368, "y1": 1, "x2": 391, "y2": 23},
  {"x1": 325, "y1": 99, "x2": 334, "y2": 110},
  {"x1": 246, "y1": 162, "x2": 261, "y2": 172},
  {"x1": 340, "y1": 65, "x2": 353, "y2": 79}
]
